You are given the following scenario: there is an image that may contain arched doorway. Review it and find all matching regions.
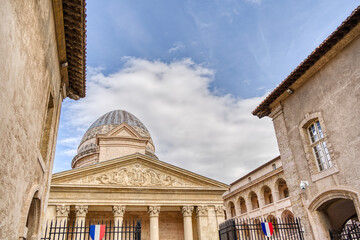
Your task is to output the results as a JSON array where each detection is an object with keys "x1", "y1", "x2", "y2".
[
  {"x1": 281, "y1": 210, "x2": 294, "y2": 220},
  {"x1": 309, "y1": 189, "x2": 360, "y2": 239},
  {"x1": 318, "y1": 199, "x2": 358, "y2": 235},
  {"x1": 266, "y1": 215, "x2": 279, "y2": 234},
  {"x1": 25, "y1": 192, "x2": 41, "y2": 240}
]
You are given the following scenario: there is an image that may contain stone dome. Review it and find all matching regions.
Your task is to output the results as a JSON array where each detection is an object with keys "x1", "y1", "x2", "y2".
[
  {"x1": 72, "y1": 110, "x2": 156, "y2": 168},
  {"x1": 80, "y1": 110, "x2": 151, "y2": 144}
]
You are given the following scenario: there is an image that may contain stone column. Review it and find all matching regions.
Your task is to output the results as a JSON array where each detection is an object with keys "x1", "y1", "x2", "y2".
[
  {"x1": 182, "y1": 206, "x2": 194, "y2": 240},
  {"x1": 148, "y1": 206, "x2": 160, "y2": 240},
  {"x1": 75, "y1": 205, "x2": 88, "y2": 238},
  {"x1": 196, "y1": 205, "x2": 208, "y2": 240},
  {"x1": 113, "y1": 205, "x2": 126, "y2": 240},
  {"x1": 55, "y1": 204, "x2": 70, "y2": 223},
  {"x1": 52, "y1": 205, "x2": 70, "y2": 239},
  {"x1": 214, "y1": 205, "x2": 226, "y2": 227},
  {"x1": 113, "y1": 205, "x2": 126, "y2": 226}
]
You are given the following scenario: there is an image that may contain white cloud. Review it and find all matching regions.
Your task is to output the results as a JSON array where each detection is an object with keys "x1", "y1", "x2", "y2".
[
  {"x1": 62, "y1": 149, "x2": 78, "y2": 156},
  {"x1": 58, "y1": 137, "x2": 81, "y2": 146},
  {"x1": 168, "y1": 42, "x2": 185, "y2": 53},
  {"x1": 61, "y1": 58, "x2": 279, "y2": 183}
]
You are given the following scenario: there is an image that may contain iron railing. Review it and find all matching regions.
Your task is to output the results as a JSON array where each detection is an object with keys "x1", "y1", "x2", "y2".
[
  {"x1": 330, "y1": 219, "x2": 360, "y2": 240},
  {"x1": 41, "y1": 220, "x2": 141, "y2": 240},
  {"x1": 219, "y1": 217, "x2": 304, "y2": 240}
]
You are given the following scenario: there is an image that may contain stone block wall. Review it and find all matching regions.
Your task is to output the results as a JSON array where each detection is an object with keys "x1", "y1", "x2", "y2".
[
  {"x1": 270, "y1": 25, "x2": 360, "y2": 240},
  {"x1": 0, "y1": 0, "x2": 63, "y2": 239}
]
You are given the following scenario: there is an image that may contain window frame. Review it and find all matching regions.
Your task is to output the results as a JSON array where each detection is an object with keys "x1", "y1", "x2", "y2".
[
  {"x1": 299, "y1": 112, "x2": 338, "y2": 182},
  {"x1": 307, "y1": 120, "x2": 332, "y2": 171}
]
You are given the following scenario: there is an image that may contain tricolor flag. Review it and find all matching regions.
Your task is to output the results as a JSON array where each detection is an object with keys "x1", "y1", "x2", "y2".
[
  {"x1": 89, "y1": 225, "x2": 105, "y2": 240},
  {"x1": 261, "y1": 222, "x2": 274, "y2": 237}
]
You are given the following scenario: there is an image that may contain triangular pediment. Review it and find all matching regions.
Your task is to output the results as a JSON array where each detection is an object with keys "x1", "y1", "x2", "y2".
[
  {"x1": 104, "y1": 123, "x2": 143, "y2": 138},
  {"x1": 52, "y1": 154, "x2": 228, "y2": 190},
  {"x1": 113, "y1": 127, "x2": 137, "y2": 138}
]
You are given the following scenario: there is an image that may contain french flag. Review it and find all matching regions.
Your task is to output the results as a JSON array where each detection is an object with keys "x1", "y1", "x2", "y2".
[
  {"x1": 89, "y1": 225, "x2": 105, "y2": 240},
  {"x1": 261, "y1": 222, "x2": 274, "y2": 237}
]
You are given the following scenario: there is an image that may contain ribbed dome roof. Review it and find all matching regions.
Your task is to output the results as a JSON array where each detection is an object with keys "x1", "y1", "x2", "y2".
[
  {"x1": 80, "y1": 110, "x2": 150, "y2": 145},
  {"x1": 89, "y1": 110, "x2": 149, "y2": 132}
]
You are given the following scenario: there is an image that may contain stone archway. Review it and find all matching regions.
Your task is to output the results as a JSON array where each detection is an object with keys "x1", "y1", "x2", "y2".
[
  {"x1": 238, "y1": 197, "x2": 247, "y2": 214},
  {"x1": 25, "y1": 192, "x2": 41, "y2": 240},
  {"x1": 228, "y1": 201, "x2": 236, "y2": 218},
  {"x1": 308, "y1": 189, "x2": 360, "y2": 239}
]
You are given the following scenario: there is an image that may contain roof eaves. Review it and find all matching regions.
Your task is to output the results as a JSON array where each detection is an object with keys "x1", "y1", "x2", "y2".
[{"x1": 62, "y1": 0, "x2": 87, "y2": 99}]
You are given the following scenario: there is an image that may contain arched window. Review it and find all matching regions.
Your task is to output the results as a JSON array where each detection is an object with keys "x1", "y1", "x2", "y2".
[
  {"x1": 277, "y1": 179, "x2": 289, "y2": 199},
  {"x1": 238, "y1": 197, "x2": 247, "y2": 214},
  {"x1": 229, "y1": 202, "x2": 236, "y2": 218},
  {"x1": 262, "y1": 186, "x2": 273, "y2": 205},
  {"x1": 307, "y1": 120, "x2": 332, "y2": 171},
  {"x1": 249, "y1": 192, "x2": 259, "y2": 210}
]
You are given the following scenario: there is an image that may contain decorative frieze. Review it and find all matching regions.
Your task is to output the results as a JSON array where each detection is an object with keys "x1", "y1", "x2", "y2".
[
  {"x1": 148, "y1": 206, "x2": 161, "y2": 217},
  {"x1": 75, "y1": 205, "x2": 88, "y2": 217},
  {"x1": 214, "y1": 205, "x2": 225, "y2": 217},
  {"x1": 56, "y1": 205, "x2": 70, "y2": 217},
  {"x1": 112, "y1": 205, "x2": 126, "y2": 217},
  {"x1": 196, "y1": 205, "x2": 208, "y2": 217},
  {"x1": 78, "y1": 163, "x2": 188, "y2": 187},
  {"x1": 181, "y1": 206, "x2": 194, "y2": 217}
]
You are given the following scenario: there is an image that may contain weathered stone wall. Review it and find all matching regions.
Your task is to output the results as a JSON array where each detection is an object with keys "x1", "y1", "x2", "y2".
[
  {"x1": 159, "y1": 211, "x2": 184, "y2": 240},
  {"x1": 0, "y1": 0, "x2": 63, "y2": 239},
  {"x1": 271, "y1": 29, "x2": 360, "y2": 239}
]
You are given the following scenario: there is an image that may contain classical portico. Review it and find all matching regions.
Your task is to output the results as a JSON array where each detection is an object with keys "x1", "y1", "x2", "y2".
[{"x1": 45, "y1": 110, "x2": 228, "y2": 239}]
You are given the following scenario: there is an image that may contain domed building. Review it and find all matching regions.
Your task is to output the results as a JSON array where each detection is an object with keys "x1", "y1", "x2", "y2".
[
  {"x1": 72, "y1": 110, "x2": 157, "y2": 168},
  {"x1": 45, "y1": 110, "x2": 228, "y2": 240}
]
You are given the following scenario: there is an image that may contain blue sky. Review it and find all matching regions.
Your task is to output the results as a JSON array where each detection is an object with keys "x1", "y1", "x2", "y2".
[
  {"x1": 54, "y1": 1, "x2": 359, "y2": 183},
  {"x1": 85, "y1": 0, "x2": 358, "y2": 97}
]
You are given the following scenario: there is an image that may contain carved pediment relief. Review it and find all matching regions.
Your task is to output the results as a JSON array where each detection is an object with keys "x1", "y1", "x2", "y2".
[{"x1": 63, "y1": 163, "x2": 201, "y2": 188}]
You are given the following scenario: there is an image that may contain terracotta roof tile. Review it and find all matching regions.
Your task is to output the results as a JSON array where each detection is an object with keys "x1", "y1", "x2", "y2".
[{"x1": 63, "y1": 0, "x2": 87, "y2": 98}]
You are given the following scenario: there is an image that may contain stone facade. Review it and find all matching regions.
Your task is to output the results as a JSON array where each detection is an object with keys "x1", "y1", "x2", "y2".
[
  {"x1": 223, "y1": 156, "x2": 294, "y2": 221},
  {"x1": 45, "y1": 110, "x2": 228, "y2": 240},
  {"x1": 0, "y1": 1, "x2": 86, "y2": 239},
  {"x1": 253, "y1": 7, "x2": 360, "y2": 240}
]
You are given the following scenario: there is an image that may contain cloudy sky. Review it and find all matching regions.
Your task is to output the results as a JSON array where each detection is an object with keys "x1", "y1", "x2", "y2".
[{"x1": 54, "y1": 1, "x2": 359, "y2": 183}]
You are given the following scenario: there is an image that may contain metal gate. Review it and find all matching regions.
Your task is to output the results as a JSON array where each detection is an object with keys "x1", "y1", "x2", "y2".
[
  {"x1": 219, "y1": 217, "x2": 304, "y2": 240},
  {"x1": 330, "y1": 219, "x2": 360, "y2": 240},
  {"x1": 41, "y1": 220, "x2": 141, "y2": 240}
]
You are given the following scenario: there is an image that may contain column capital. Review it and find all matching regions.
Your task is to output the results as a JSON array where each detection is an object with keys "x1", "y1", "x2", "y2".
[
  {"x1": 112, "y1": 205, "x2": 126, "y2": 217},
  {"x1": 181, "y1": 206, "x2": 194, "y2": 217},
  {"x1": 56, "y1": 205, "x2": 70, "y2": 218},
  {"x1": 196, "y1": 205, "x2": 208, "y2": 217},
  {"x1": 75, "y1": 205, "x2": 88, "y2": 217},
  {"x1": 148, "y1": 206, "x2": 161, "y2": 217},
  {"x1": 214, "y1": 205, "x2": 225, "y2": 217}
]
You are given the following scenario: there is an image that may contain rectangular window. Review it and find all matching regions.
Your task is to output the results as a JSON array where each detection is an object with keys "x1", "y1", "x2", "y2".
[{"x1": 308, "y1": 120, "x2": 332, "y2": 171}]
